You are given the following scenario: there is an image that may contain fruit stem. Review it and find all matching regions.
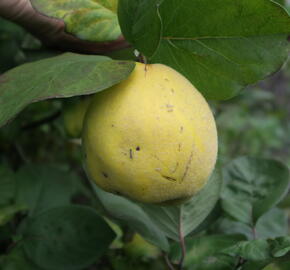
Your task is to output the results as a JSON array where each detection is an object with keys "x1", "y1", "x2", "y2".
[{"x1": 138, "y1": 54, "x2": 148, "y2": 71}]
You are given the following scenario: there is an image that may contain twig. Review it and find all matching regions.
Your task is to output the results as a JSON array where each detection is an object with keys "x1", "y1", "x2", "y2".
[
  {"x1": 252, "y1": 226, "x2": 257, "y2": 240},
  {"x1": 138, "y1": 54, "x2": 147, "y2": 65},
  {"x1": 178, "y1": 212, "x2": 186, "y2": 270},
  {"x1": 163, "y1": 252, "x2": 176, "y2": 270}
]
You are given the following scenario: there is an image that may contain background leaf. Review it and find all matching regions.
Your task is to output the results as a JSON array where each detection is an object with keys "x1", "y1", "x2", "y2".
[
  {"x1": 0, "y1": 247, "x2": 39, "y2": 270},
  {"x1": 141, "y1": 170, "x2": 221, "y2": 241},
  {"x1": 170, "y1": 234, "x2": 245, "y2": 268},
  {"x1": 255, "y1": 208, "x2": 288, "y2": 239},
  {"x1": 22, "y1": 205, "x2": 115, "y2": 270},
  {"x1": 0, "y1": 166, "x2": 15, "y2": 206},
  {"x1": 221, "y1": 157, "x2": 289, "y2": 225},
  {"x1": 0, "y1": 204, "x2": 26, "y2": 226},
  {"x1": 0, "y1": 53, "x2": 135, "y2": 127},
  {"x1": 92, "y1": 185, "x2": 169, "y2": 251},
  {"x1": 31, "y1": 0, "x2": 120, "y2": 42},
  {"x1": 215, "y1": 207, "x2": 288, "y2": 240},
  {"x1": 224, "y1": 236, "x2": 290, "y2": 262},
  {"x1": 224, "y1": 239, "x2": 272, "y2": 261},
  {"x1": 15, "y1": 165, "x2": 78, "y2": 216},
  {"x1": 118, "y1": 0, "x2": 290, "y2": 100}
]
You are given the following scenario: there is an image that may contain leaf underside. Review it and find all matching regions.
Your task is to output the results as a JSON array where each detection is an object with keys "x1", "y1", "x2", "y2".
[{"x1": 31, "y1": 0, "x2": 121, "y2": 42}]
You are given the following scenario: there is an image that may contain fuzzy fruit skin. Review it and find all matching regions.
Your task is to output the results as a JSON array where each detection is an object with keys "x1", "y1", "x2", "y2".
[
  {"x1": 63, "y1": 97, "x2": 91, "y2": 138},
  {"x1": 83, "y1": 62, "x2": 217, "y2": 204}
]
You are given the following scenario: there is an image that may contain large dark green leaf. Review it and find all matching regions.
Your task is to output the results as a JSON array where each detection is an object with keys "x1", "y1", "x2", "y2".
[
  {"x1": 31, "y1": 0, "x2": 120, "y2": 42},
  {"x1": 92, "y1": 185, "x2": 169, "y2": 251},
  {"x1": 221, "y1": 157, "x2": 289, "y2": 225},
  {"x1": 141, "y1": 170, "x2": 221, "y2": 241},
  {"x1": 118, "y1": 0, "x2": 290, "y2": 100},
  {"x1": 0, "y1": 247, "x2": 39, "y2": 270},
  {"x1": 0, "y1": 166, "x2": 15, "y2": 206},
  {"x1": 15, "y1": 165, "x2": 78, "y2": 216},
  {"x1": 0, "y1": 53, "x2": 135, "y2": 127},
  {"x1": 22, "y1": 206, "x2": 115, "y2": 270}
]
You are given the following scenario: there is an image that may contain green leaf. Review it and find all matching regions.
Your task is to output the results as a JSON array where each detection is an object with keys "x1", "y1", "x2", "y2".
[
  {"x1": 141, "y1": 170, "x2": 221, "y2": 241},
  {"x1": 224, "y1": 239, "x2": 272, "y2": 261},
  {"x1": 170, "y1": 234, "x2": 245, "y2": 268},
  {"x1": 31, "y1": 0, "x2": 120, "y2": 42},
  {"x1": 22, "y1": 205, "x2": 115, "y2": 270},
  {"x1": 118, "y1": 0, "x2": 290, "y2": 100},
  {"x1": 0, "y1": 166, "x2": 15, "y2": 206},
  {"x1": 224, "y1": 236, "x2": 290, "y2": 262},
  {"x1": 15, "y1": 165, "x2": 78, "y2": 216},
  {"x1": 255, "y1": 208, "x2": 288, "y2": 239},
  {"x1": 118, "y1": 0, "x2": 162, "y2": 57},
  {"x1": 0, "y1": 247, "x2": 39, "y2": 270},
  {"x1": 0, "y1": 18, "x2": 25, "y2": 73},
  {"x1": 189, "y1": 202, "x2": 222, "y2": 235},
  {"x1": 0, "y1": 204, "x2": 26, "y2": 226},
  {"x1": 92, "y1": 184, "x2": 169, "y2": 251},
  {"x1": 214, "y1": 217, "x2": 253, "y2": 239},
  {"x1": 262, "y1": 259, "x2": 290, "y2": 270},
  {"x1": 0, "y1": 53, "x2": 135, "y2": 127},
  {"x1": 269, "y1": 237, "x2": 290, "y2": 257},
  {"x1": 215, "y1": 208, "x2": 288, "y2": 240},
  {"x1": 221, "y1": 157, "x2": 289, "y2": 225},
  {"x1": 242, "y1": 260, "x2": 270, "y2": 270}
]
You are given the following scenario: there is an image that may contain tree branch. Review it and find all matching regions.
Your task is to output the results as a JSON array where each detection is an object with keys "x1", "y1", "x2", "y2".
[{"x1": 0, "y1": 0, "x2": 130, "y2": 54}]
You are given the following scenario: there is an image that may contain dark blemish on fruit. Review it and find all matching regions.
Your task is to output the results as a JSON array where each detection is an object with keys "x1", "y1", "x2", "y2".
[
  {"x1": 171, "y1": 88, "x2": 175, "y2": 93},
  {"x1": 129, "y1": 149, "x2": 133, "y2": 159},
  {"x1": 136, "y1": 146, "x2": 140, "y2": 151},
  {"x1": 180, "y1": 126, "x2": 183, "y2": 133},
  {"x1": 182, "y1": 150, "x2": 194, "y2": 182},
  {"x1": 178, "y1": 143, "x2": 182, "y2": 151},
  {"x1": 111, "y1": 124, "x2": 115, "y2": 127},
  {"x1": 102, "y1": 172, "x2": 108, "y2": 178},
  {"x1": 165, "y1": 78, "x2": 169, "y2": 82},
  {"x1": 161, "y1": 175, "x2": 177, "y2": 182},
  {"x1": 172, "y1": 162, "x2": 179, "y2": 173}
]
